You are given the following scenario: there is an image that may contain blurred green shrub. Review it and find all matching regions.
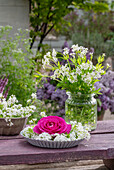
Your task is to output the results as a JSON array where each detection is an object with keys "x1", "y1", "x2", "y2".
[
  {"x1": 0, "y1": 26, "x2": 36, "y2": 106},
  {"x1": 58, "y1": 10, "x2": 114, "y2": 61}
]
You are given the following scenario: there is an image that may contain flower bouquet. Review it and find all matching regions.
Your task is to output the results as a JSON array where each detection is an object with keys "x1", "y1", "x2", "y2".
[
  {"x1": 36, "y1": 44, "x2": 109, "y2": 130},
  {"x1": 21, "y1": 115, "x2": 90, "y2": 148},
  {"x1": 0, "y1": 93, "x2": 36, "y2": 135}
]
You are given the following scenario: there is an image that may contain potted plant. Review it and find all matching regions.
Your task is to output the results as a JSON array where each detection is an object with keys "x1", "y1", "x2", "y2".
[
  {"x1": 35, "y1": 44, "x2": 109, "y2": 130},
  {"x1": 0, "y1": 93, "x2": 36, "y2": 136}
]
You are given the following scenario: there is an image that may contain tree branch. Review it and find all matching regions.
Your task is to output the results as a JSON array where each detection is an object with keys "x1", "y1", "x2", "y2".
[{"x1": 44, "y1": 24, "x2": 54, "y2": 37}]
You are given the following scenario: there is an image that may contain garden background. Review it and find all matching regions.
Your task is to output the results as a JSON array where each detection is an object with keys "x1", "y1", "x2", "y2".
[{"x1": 0, "y1": 0, "x2": 114, "y2": 122}]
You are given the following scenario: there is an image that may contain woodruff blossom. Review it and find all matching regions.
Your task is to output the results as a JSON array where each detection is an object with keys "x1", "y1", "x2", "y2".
[
  {"x1": 31, "y1": 93, "x2": 37, "y2": 99},
  {"x1": 52, "y1": 49, "x2": 58, "y2": 62},
  {"x1": 0, "y1": 93, "x2": 36, "y2": 126},
  {"x1": 63, "y1": 47, "x2": 69, "y2": 55},
  {"x1": 36, "y1": 44, "x2": 106, "y2": 95},
  {"x1": 40, "y1": 111, "x2": 46, "y2": 117}
]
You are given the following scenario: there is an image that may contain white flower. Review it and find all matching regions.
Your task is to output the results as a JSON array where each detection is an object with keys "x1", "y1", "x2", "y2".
[
  {"x1": 102, "y1": 53, "x2": 106, "y2": 57},
  {"x1": 27, "y1": 99, "x2": 31, "y2": 103},
  {"x1": 0, "y1": 93, "x2": 3, "y2": 98},
  {"x1": 69, "y1": 131, "x2": 76, "y2": 141},
  {"x1": 29, "y1": 120, "x2": 33, "y2": 124},
  {"x1": 9, "y1": 122, "x2": 13, "y2": 126},
  {"x1": 33, "y1": 118, "x2": 37, "y2": 122},
  {"x1": 25, "y1": 29, "x2": 30, "y2": 32},
  {"x1": 38, "y1": 132, "x2": 52, "y2": 141},
  {"x1": 31, "y1": 93, "x2": 37, "y2": 99},
  {"x1": 63, "y1": 48, "x2": 69, "y2": 55},
  {"x1": 107, "y1": 63, "x2": 110, "y2": 68},
  {"x1": 0, "y1": 93, "x2": 36, "y2": 120},
  {"x1": 61, "y1": 64, "x2": 70, "y2": 76},
  {"x1": 54, "y1": 134, "x2": 69, "y2": 141},
  {"x1": 45, "y1": 52, "x2": 51, "y2": 57},
  {"x1": 70, "y1": 53, "x2": 75, "y2": 58},
  {"x1": 40, "y1": 111, "x2": 46, "y2": 117},
  {"x1": 42, "y1": 57, "x2": 50, "y2": 69},
  {"x1": 52, "y1": 49, "x2": 57, "y2": 57},
  {"x1": 51, "y1": 69, "x2": 60, "y2": 79},
  {"x1": 85, "y1": 131, "x2": 91, "y2": 141},
  {"x1": 71, "y1": 44, "x2": 79, "y2": 52}
]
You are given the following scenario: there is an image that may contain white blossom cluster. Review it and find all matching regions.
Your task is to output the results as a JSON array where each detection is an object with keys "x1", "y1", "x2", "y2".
[
  {"x1": 22, "y1": 121, "x2": 90, "y2": 142},
  {"x1": 42, "y1": 49, "x2": 58, "y2": 69},
  {"x1": 41, "y1": 44, "x2": 105, "y2": 94},
  {"x1": 0, "y1": 93, "x2": 37, "y2": 125},
  {"x1": 71, "y1": 44, "x2": 88, "y2": 55},
  {"x1": 51, "y1": 60, "x2": 103, "y2": 85}
]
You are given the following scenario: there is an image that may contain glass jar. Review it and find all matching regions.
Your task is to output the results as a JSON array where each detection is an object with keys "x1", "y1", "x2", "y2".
[{"x1": 65, "y1": 92, "x2": 97, "y2": 130}]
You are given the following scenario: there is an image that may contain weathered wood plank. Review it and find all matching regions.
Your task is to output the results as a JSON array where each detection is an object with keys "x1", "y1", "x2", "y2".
[
  {"x1": 0, "y1": 133, "x2": 114, "y2": 165},
  {"x1": 0, "y1": 135, "x2": 22, "y2": 140},
  {"x1": 91, "y1": 120, "x2": 114, "y2": 134}
]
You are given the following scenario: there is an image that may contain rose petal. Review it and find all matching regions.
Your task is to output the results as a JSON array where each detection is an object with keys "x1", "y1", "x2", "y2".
[{"x1": 33, "y1": 125, "x2": 42, "y2": 134}]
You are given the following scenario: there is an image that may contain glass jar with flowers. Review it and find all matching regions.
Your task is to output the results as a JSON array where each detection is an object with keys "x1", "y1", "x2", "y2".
[
  {"x1": 0, "y1": 93, "x2": 36, "y2": 135},
  {"x1": 35, "y1": 44, "x2": 109, "y2": 130}
]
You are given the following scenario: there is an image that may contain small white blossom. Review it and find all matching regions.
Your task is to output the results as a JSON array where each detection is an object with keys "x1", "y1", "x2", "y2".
[
  {"x1": 54, "y1": 134, "x2": 69, "y2": 141},
  {"x1": 27, "y1": 99, "x2": 31, "y2": 103},
  {"x1": 31, "y1": 93, "x2": 37, "y2": 99},
  {"x1": 107, "y1": 63, "x2": 110, "y2": 68},
  {"x1": 102, "y1": 53, "x2": 106, "y2": 57},
  {"x1": 0, "y1": 94, "x2": 36, "y2": 124},
  {"x1": 37, "y1": 132, "x2": 52, "y2": 141},
  {"x1": 63, "y1": 48, "x2": 69, "y2": 55},
  {"x1": 0, "y1": 93, "x2": 3, "y2": 98},
  {"x1": 71, "y1": 44, "x2": 79, "y2": 52},
  {"x1": 40, "y1": 111, "x2": 46, "y2": 117},
  {"x1": 42, "y1": 57, "x2": 50, "y2": 69},
  {"x1": 29, "y1": 120, "x2": 33, "y2": 124},
  {"x1": 52, "y1": 49, "x2": 57, "y2": 57}
]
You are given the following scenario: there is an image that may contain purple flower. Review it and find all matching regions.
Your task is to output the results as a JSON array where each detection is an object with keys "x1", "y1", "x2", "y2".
[{"x1": 94, "y1": 70, "x2": 114, "y2": 114}]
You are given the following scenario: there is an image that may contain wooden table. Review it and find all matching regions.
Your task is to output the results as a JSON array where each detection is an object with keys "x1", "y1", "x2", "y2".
[{"x1": 0, "y1": 120, "x2": 114, "y2": 169}]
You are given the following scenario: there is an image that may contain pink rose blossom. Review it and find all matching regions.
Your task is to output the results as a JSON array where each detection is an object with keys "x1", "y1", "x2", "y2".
[{"x1": 33, "y1": 116, "x2": 71, "y2": 135}]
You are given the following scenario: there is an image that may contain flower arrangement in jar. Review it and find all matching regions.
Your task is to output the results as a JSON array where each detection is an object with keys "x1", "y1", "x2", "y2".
[{"x1": 35, "y1": 44, "x2": 109, "y2": 130}]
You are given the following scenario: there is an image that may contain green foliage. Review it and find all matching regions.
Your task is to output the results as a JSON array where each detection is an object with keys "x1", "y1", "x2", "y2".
[
  {"x1": 27, "y1": 99, "x2": 46, "y2": 124},
  {"x1": 30, "y1": 0, "x2": 75, "y2": 53},
  {"x1": 30, "y1": 0, "x2": 109, "y2": 56},
  {"x1": 0, "y1": 26, "x2": 36, "y2": 106},
  {"x1": 73, "y1": 0, "x2": 109, "y2": 12},
  {"x1": 58, "y1": 10, "x2": 113, "y2": 60},
  {"x1": 35, "y1": 44, "x2": 51, "y2": 72}
]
